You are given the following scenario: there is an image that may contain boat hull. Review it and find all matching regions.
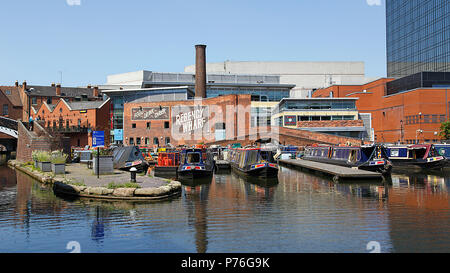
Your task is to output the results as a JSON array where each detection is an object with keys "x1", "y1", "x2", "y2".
[
  {"x1": 231, "y1": 164, "x2": 279, "y2": 178},
  {"x1": 178, "y1": 169, "x2": 213, "y2": 179},
  {"x1": 154, "y1": 166, "x2": 178, "y2": 177},
  {"x1": 390, "y1": 158, "x2": 447, "y2": 170}
]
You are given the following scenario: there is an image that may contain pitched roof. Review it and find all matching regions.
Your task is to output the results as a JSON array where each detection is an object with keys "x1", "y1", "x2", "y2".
[
  {"x1": 0, "y1": 86, "x2": 23, "y2": 107},
  {"x1": 26, "y1": 85, "x2": 101, "y2": 99},
  {"x1": 65, "y1": 100, "x2": 109, "y2": 110}
]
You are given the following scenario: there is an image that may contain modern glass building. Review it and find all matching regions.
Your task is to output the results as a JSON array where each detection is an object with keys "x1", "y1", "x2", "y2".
[
  {"x1": 386, "y1": 0, "x2": 450, "y2": 78},
  {"x1": 271, "y1": 98, "x2": 366, "y2": 139}
]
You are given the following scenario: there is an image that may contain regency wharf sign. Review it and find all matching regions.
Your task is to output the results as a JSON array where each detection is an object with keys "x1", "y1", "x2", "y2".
[
  {"x1": 131, "y1": 107, "x2": 170, "y2": 120},
  {"x1": 172, "y1": 106, "x2": 210, "y2": 135}
]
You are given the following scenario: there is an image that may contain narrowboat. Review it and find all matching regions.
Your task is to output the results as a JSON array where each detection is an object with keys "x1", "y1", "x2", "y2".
[
  {"x1": 178, "y1": 147, "x2": 215, "y2": 178},
  {"x1": 303, "y1": 145, "x2": 392, "y2": 175},
  {"x1": 229, "y1": 147, "x2": 279, "y2": 178},
  {"x1": 386, "y1": 144, "x2": 446, "y2": 169},
  {"x1": 154, "y1": 151, "x2": 180, "y2": 177},
  {"x1": 433, "y1": 144, "x2": 450, "y2": 160}
]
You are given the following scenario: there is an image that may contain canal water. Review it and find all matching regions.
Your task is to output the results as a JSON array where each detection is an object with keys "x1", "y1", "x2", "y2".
[{"x1": 0, "y1": 165, "x2": 450, "y2": 253}]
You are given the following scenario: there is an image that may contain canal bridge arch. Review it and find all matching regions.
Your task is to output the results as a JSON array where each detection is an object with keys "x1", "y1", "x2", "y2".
[{"x1": 0, "y1": 117, "x2": 18, "y2": 152}]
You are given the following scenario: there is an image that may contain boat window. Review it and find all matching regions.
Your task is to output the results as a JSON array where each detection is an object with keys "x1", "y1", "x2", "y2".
[
  {"x1": 411, "y1": 148, "x2": 427, "y2": 159},
  {"x1": 348, "y1": 149, "x2": 358, "y2": 163},
  {"x1": 247, "y1": 150, "x2": 259, "y2": 164},
  {"x1": 187, "y1": 153, "x2": 201, "y2": 164},
  {"x1": 260, "y1": 151, "x2": 275, "y2": 162}
]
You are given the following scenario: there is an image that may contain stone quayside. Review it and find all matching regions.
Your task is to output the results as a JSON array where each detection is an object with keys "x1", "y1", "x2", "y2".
[{"x1": 8, "y1": 160, "x2": 182, "y2": 201}]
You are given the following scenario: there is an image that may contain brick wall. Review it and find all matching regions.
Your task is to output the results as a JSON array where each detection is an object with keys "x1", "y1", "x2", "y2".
[
  {"x1": 123, "y1": 94, "x2": 251, "y2": 147},
  {"x1": 207, "y1": 126, "x2": 365, "y2": 147},
  {"x1": 16, "y1": 121, "x2": 71, "y2": 163}
]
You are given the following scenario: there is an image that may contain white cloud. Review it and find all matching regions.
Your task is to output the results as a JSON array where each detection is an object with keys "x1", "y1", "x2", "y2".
[
  {"x1": 66, "y1": 0, "x2": 81, "y2": 6},
  {"x1": 366, "y1": 0, "x2": 382, "y2": 6}
]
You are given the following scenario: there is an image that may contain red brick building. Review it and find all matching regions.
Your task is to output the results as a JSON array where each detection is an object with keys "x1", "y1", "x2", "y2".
[
  {"x1": 123, "y1": 94, "x2": 252, "y2": 147},
  {"x1": 32, "y1": 98, "x2": 111, "y2": 148},
  {"x1": 313, "y1": 74, "x2": 450, "y2": 144}
]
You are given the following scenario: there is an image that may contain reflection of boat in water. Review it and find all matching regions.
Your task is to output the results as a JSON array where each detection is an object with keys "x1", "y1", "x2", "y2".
[
  {"x1": 154, "y1": 151, "x2": 180, "y2": 178},
  {"x1": 179, "y1": 176, "x2": 213, "y2": 187},
  {"x1": 386, "y1": 144, "x2": 446, "y2": 170},
  {"x1": 303, "y1": 145, "x2": 392, "y2": 175},
  {"x1": 229, "y1": 147, "x2": 279, "y2": 178},
  {"x1": 178, "y1": 147, "x2": 215, "y2": 179}
]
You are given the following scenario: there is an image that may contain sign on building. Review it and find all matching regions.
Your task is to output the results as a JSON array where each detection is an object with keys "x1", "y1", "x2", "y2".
[
  {"x1": 131, "y1": 107, "x2": 170, "y2": 120},
  {"x1": 284, "y1": 115, "x2": 297, "y2": 126},
  {"x1": 172, "y1": 105, "x2": 210, "y2": 135}
]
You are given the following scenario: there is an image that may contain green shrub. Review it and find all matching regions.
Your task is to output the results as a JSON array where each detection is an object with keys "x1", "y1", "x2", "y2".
[
  {"x1": 35, "y1": 151, "x2": 51, "y2": 162},
  {"x1": 31, "y1": 151, "x2": 39, "y2": 161},
  {"x1": 92, "y1": 148, "x2": 114, "y2": 157},
  {"x1": 51, "y1": 150, "x2": 68, "y2": 164}
]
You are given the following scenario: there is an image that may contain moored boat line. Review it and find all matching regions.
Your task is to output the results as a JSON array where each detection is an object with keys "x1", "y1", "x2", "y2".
[{"x1": 302, "y1": 144, "x2": 393, "y2": 175}]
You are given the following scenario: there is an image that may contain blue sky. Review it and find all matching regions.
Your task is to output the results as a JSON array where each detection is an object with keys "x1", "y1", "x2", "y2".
[{"x1": 0, "y1": 0, "x2": 386, "y2": 87}]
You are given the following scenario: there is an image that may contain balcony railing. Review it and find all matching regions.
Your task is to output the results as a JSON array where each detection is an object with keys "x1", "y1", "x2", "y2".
[{"x1": 47, "y1": 126, "x2": 89, "y2": 134}]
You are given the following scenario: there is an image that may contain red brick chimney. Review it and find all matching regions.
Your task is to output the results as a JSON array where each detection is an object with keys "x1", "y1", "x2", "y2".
[
  {"x1": 22, "y1": 81, "x2": 27, "y2": 90},
  {"x1": 87, "y1": 84, "x2": 92, "y2": 89},
  {"x1": 93, "y1": 86, "x2": 99, "y2": 97},
  {"x1": 56, "y1": 84, "x2": 61, "y2": 96},
  {"x1": 15, "y1": 81, "x2": 19, "y2": 87},
  {"x1": 195, "y1": 44, "x2": 207, "y2": 98},
  {"x1": 51, "y1": 83, "x2": 55, "y2": 87}
]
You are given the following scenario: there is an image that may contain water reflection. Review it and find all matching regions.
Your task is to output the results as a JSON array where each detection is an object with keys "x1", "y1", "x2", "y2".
[
  {"x1": 1, "y1": 165, "x2": 450, "y2": 252},
  {"x1": 388, "y1": 172, "x2": 450, "y2": 253}
]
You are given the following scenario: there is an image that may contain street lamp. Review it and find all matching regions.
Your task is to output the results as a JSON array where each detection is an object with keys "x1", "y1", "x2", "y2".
[
  {"x1": 400, "y1": 119, "x2": 404, "y2": 144},
  {"x1": 416, "y1": 129, "x2": 423, "y2": 144}
]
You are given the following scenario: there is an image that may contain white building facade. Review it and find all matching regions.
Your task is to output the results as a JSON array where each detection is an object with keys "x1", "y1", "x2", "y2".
[{"x1": 184, "y1": 61, "x2": 377, "y2": 98}]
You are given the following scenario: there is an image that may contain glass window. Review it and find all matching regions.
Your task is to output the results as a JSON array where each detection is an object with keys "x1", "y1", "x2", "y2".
[
  {"x1": 2, "y1": 104, "x2": 8, "y2": 116},
  {"x1": 164, "y1": 122, "x2": 170, "y2": 129},
  {"x1": 129, "y1": 138, "x2": 134, "y2": 145}
]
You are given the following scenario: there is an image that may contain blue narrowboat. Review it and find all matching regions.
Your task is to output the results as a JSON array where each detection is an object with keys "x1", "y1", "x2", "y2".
[
  {"x1": 229, "y1": 147, "x2": 279, "y2": 178},
  {"x1": 303, "y1": 145, "x2": 392, "y2": 175},
  {"x1": 178, "y1": 147, "x2": 215, "y2": 178},
  {"x1": 386, "y1": 144, "x2": 446, "y2": 169},
  {"x1": 433, "y1": 144, "x2": 450, "y2": 159}
]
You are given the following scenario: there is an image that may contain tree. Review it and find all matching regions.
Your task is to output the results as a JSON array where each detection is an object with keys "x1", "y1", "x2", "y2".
[{"x1": 439, "y1": 120, "x2": 450, "y2": 140}]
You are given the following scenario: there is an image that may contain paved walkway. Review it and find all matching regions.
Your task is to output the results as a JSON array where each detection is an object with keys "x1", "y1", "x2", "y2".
[{"x1": 60, "y1": 163, "x2": 169, "y2": 188}]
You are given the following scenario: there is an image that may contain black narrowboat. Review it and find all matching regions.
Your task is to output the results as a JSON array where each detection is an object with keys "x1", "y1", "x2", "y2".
[
  {"x1": 386, "y1": 144, "x2": 446, "y2": 169},
  {"x1": 303, "y1": 145, "x2": 392, "y2": 175},
  {"x1": 178, "y1": 146, "x2": 215, "y2": 179},
  {"x1": 229, "y1": 147, "x2": 279, "y2": 178}
]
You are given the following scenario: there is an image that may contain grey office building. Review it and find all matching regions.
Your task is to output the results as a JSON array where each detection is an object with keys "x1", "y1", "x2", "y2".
[{"x1": 386, "y1": 0, "x2": 450, "y2": 78}]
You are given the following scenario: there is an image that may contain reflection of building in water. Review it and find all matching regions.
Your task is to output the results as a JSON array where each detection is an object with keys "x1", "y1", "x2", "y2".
[
  {"x1": 184, "y1": 184, "x2": 210, "y2": 253},
  {"x1": 278, "y1": 166, "x2": 387, "y2": 200},
  {"x1": 388, "y1": 174, "x2": 450, "y2": 252},
  {"x1": 0, "y1": 167, "x2": 16, "y2": 190}
]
